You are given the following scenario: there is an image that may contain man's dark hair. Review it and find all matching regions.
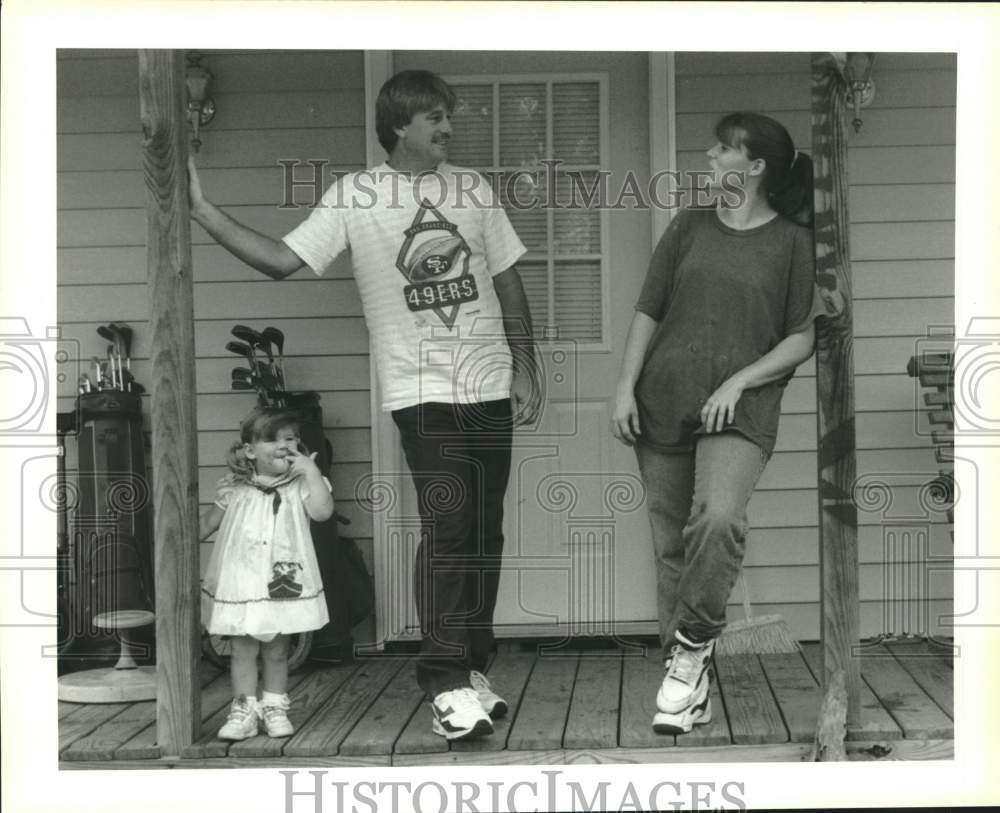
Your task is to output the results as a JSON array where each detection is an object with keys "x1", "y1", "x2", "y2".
[{"x1": 375, "y1": 70, "x2": 456, "y2": 153}]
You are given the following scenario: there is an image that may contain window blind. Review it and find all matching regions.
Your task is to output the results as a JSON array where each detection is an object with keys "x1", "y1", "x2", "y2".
[{"x1": 451, "y1": 77, "x2": 605, "y2": 344}]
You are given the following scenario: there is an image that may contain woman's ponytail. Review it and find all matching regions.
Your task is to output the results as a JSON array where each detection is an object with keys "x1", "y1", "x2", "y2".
[{"x1": 769, "y1": 150, "x2": 814, "y2": 229}]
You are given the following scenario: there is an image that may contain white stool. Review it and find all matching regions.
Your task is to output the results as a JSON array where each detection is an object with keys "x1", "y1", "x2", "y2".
[{"x1": 57, "y1": 610, "x2": 157, "y2": 703}]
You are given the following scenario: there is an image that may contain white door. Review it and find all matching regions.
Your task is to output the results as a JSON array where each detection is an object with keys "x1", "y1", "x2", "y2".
[{"x1": 372, "y1": 52, "x2": 661, "y2": 642}]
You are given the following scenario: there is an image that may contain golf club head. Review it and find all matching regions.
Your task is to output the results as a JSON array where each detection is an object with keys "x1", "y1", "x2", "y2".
[
  {"x1": 109, "y1": 322, "x2": 133, "y2": 357},
  {"x1": 231, "y1": 324, "x2": 264, "y2": 349},
  {"x1": 262, "y1": 327, "x2": 284, "y2": 355},
  {"x1": 225, "y1": 340, "x2": 254, "y2": 360}
]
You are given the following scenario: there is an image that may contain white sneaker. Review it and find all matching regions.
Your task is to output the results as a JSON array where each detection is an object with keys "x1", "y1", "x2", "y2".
[
  {"x1": 430, "y1": 687, "x2": 494, "y2": 740},
  {"x1": 217, "y1": 695, "x2": 259, "y2": 741},
  {"x1": 653, "y1": 682, "x2": 712, "y2": 734},
  {"x1": 470, "y1": 670, "x2": 508, "y2": 719},
  {"x1": 656, "y1": 629, "x2": 715, "y2": 714},
  {"x1": 260, "y1": 694, "x2": 294, "y2": 738}
]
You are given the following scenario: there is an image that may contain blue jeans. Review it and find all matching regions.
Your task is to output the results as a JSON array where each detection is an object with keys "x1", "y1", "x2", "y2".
[
  {"x1": 635, "y1": 432, "x2": 770, "y2": 657},
  {"x1": 391, "y1": 399, "x2": 512, "y2": 697}
]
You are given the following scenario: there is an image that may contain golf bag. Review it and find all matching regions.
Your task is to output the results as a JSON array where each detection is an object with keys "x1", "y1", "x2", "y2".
[
  {"x1": 59, "y1": 390, "x2": 155, "y2": 669},
  {"x1": 283, "y1": 392, "x2": 373, "y2": 660}
]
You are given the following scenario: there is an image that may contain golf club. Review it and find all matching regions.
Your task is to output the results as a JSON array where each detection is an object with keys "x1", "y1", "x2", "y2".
[
  {"x1": 99, "y1": 325, "x2": 123, "y2": 386},
  {"x1": 225, "y1": 340, "x2": 260, "y2": 380},
  {"x1": 107, "y1": 344, "x2": 120, "y2": 390},
  {"x1": 120, "y1": 368, "x2": 144, "y2": 394},
  {"x1": 262, "y1": 327, "x2": 285, "y2": 389},
  {"x1": 253, "y1": 332, "x2": 281, "y2": 391},
  {"x1": 232, "y1": 324, "x2": 264, "y2": 368},
  {"x1": 110, "y1": 322, "x2": 133, "y2": 372},
  {"x1": 91, "y1": 356, "x2": 106, "y2": 390}
]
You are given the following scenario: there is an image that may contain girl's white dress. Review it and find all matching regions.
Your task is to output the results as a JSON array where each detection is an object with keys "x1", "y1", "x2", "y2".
[{"x1": 201, "y1": 472, "x2": 330, "y2": 641}]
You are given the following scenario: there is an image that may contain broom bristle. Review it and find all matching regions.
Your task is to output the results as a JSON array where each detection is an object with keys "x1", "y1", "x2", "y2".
[{"x1": 715, "y1": 615, "x2": 800, "y2": 656}]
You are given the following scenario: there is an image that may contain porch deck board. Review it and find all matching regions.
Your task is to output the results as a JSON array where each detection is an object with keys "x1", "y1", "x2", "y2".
[
  {"x1": 59, "y1": 702, "x2": 130, "y2": 752},
  {"x1": 758, "y1": 653, "x2": 821, "y2": 743},
  {"x1": 59, "y1": 702, "x2": 80, "y2": 720},
  {"x1": 885, "y1": 640, "x2": 954, "y2": 718},
  {"x1": 58, "y1": 638, "x2": 955, "y2": 766},
  {"x1": 858, "y1": 644, "x2": 954, "y2": 740},
  {"x1": 63, "y1": 700, "x2": 158, "y2": 762},
  {"x1": 282, "y1": 658, "x2": 404, "y2": 757},
  {"x1": 714, "y1": 654, "x2": 788, "y2": 745},
  {"x1": 506, "y1": 653, "x2": 578, "y2": 750},
  {"x1": 338, "y1": 661, "x2": 424, "y2": 756},
  {"x1": 562, "y1": 652, "x2": 622, "y2": 750}
]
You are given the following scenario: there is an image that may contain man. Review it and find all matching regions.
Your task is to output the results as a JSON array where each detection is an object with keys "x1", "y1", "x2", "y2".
[{"x1": 188, "y1": 69, "x2": 540, "y2": 740}]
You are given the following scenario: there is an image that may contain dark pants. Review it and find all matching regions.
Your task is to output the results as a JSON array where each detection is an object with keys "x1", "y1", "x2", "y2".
[{"x1": 391, "y1": 399, "x2": 513, "y2": 697}]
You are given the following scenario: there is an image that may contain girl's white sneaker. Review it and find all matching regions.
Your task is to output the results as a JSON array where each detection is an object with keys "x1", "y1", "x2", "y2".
[
  {"x1": 260, "y1": 694, "x2": 294, "y2": 737},
  {"x1": 218, "y1": 695, "x2": 259, "y2": 741}
]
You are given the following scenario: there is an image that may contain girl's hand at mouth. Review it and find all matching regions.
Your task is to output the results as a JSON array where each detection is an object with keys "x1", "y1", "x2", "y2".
[{"x1": 284, "y1": 446, "x2": 321, "y2": 480}]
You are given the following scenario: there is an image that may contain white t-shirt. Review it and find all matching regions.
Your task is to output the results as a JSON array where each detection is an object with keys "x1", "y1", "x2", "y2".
[{"x1": 283, "y1": 163, "x2": 527, "y2": 411}]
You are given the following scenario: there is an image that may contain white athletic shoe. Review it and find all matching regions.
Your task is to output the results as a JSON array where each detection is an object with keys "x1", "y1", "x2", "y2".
[
  {"x1": 430, "y1": 687, "x2": 494, "y2": 740},
  {"x1": 217, "y1": 695, "x2": 259, "y2": 741},
  {"x1": 260, "y1": 694, "x2": 295, "y2": 738},
  {"x1": 653, "y1": 680, "x2": 712, "y2": 734},
  {"x1": 656, "y1": 629, "x2": 715, "y2": 714},
  {"x1": 470, "y1": 670, "x2": 508, "y2": 719}
]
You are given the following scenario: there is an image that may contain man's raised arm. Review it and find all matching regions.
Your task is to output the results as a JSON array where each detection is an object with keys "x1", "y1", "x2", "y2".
[{"x1": 188, "y1": 156, "x2": 306, "y2": 280}]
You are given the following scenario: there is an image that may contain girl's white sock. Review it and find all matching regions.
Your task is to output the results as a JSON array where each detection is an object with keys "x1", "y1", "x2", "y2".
[{"x1": 260, "y1": 690, "x2": 290, "y2": 708}]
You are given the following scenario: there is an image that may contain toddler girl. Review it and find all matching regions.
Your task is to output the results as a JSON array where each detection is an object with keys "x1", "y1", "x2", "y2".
[{"x1": 200, "y1": 405, "x2": 334, "y2": 740}]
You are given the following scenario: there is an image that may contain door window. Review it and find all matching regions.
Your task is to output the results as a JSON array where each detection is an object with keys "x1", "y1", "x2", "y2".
[{"x1": 447, "y1": 76, "x2": 608, "y2": 347}]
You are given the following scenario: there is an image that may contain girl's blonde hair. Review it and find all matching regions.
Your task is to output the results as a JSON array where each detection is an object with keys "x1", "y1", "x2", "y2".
[{"x1": 225, "y1": 405, "x2": 304, "y2": 483}]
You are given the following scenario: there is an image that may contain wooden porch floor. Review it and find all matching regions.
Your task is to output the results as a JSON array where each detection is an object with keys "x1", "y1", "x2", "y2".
[{"x1": 58, "y1": 639, "x2": 954, "y2": 768}]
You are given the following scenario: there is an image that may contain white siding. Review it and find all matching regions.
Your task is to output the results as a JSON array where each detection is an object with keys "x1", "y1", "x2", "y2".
[{"x1": 675, "y1": 52, "x2": 956, "y2": 639}]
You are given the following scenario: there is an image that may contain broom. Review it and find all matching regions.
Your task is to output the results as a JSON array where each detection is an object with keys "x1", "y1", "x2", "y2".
[{"x1": 715, "y1": 568, "x2": 800, "y2": 656}]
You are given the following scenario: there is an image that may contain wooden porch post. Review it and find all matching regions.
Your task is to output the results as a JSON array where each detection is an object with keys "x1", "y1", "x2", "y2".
[
  {"x1": 138, "y1": 49, "x2": 201, "y2": 754},
  {"x1": 810, "y1": 52, "x2": 862, "y2": 731}
]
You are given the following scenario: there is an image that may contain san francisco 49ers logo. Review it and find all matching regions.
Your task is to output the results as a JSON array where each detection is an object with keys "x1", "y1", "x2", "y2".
[{"x1": 396, "y1": 200, "x2": 478, "y2": 328}]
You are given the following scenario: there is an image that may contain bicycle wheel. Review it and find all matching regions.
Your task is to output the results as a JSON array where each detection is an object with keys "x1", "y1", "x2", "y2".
[{"x1": 201, "y1": 630, "x2": 313, "y2": 673}]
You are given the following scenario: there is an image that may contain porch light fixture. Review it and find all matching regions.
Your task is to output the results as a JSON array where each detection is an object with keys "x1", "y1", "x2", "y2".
[
  {"x1": 833, "y1": 52, "x2": 876, "y2": 133},
  {"x1": 185, "y1": 51, "x2": 216, "y2": 152}
]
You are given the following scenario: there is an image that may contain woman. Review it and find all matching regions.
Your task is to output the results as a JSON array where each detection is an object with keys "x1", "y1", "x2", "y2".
[{"x1": 611, "y1": 112, "x2": 823, "y2": 735}]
